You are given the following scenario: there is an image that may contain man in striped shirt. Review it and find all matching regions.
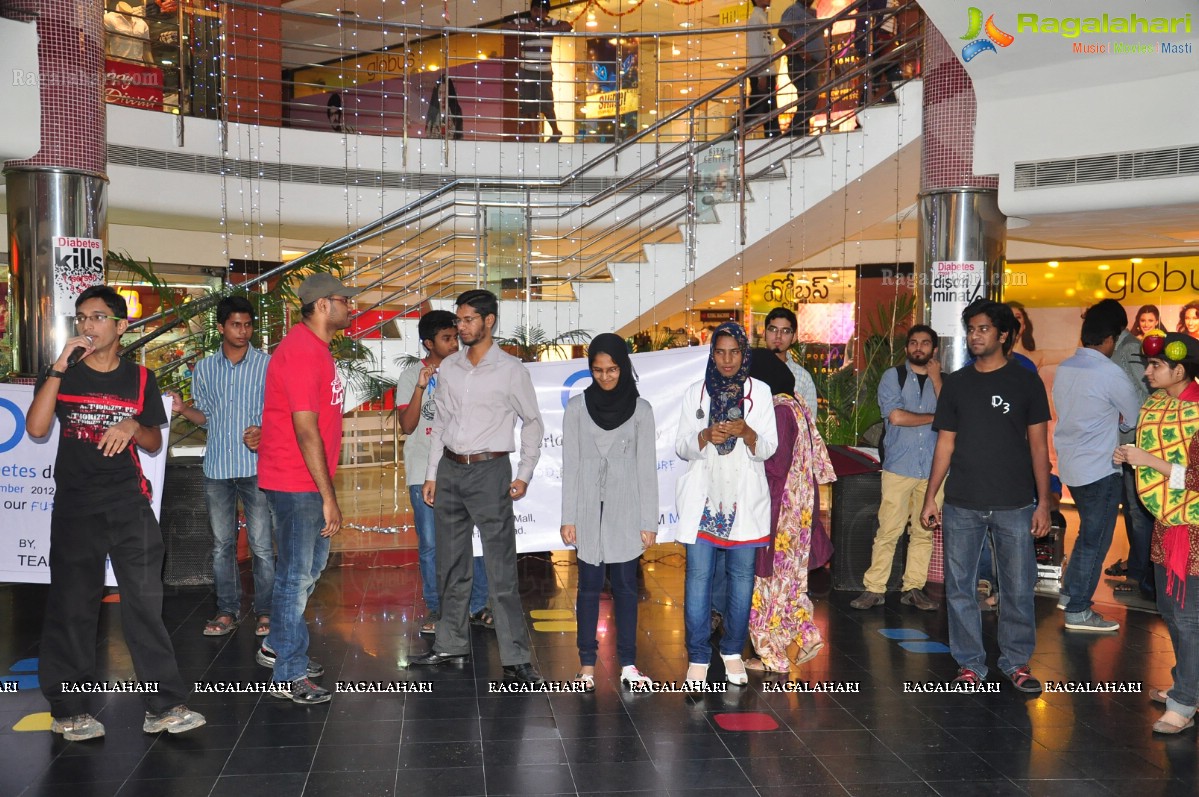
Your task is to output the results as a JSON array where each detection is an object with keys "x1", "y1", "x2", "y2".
[
  {"x1": 509, "y1": 0, "x2": 571, "y2": 142},
  {"x1": 169, "y1": 295, "x2": 273, "y2": 639}
]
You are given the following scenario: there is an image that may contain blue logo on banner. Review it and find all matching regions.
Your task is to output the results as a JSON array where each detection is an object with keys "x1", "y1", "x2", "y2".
[
  {"x1": 0, "y1": 398, "x2": 25, "y2": 454},
  {"x1": 560, "y1": 369, "x2": 591, "y2": 408}
]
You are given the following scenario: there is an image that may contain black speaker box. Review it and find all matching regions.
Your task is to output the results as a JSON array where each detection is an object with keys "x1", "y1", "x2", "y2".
[
  {"x1": 160, "y1": 462, "x2": 214, "y2": 586},
  {"x1": 831, "y1": 471, "x2": 908, "y2": 592}
]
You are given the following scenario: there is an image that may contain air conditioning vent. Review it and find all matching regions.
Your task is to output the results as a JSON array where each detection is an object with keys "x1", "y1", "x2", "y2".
[
  {"x1": 1014, "y1": 144, "x2": 1199, "y2": 190},
  {"x1": 106, "y1": 144, "x2": 786, "y2": 195}
]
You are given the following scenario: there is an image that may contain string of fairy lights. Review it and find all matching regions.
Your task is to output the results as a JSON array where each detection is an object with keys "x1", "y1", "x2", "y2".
[{"x1": 203, "y1": 0, "x2": 913, "y2": 535}]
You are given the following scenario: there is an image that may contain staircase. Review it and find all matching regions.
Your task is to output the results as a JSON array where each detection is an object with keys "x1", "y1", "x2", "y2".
[{"x1": 508, "y1": 81, "x2": 923, "y2": 340}]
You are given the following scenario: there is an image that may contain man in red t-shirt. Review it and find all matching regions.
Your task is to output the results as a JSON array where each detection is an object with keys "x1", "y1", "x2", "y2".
[{"x1": 256, "y1": 273, "x2": 360, "y2": 704}]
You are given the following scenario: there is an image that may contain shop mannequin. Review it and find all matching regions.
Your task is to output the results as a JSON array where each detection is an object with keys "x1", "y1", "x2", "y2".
[{"x1": 104, "y1": 3, "x2": 153, "y2": 65}]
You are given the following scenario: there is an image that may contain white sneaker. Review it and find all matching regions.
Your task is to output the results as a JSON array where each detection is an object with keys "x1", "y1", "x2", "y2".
[
  {"x1": 143, "y1": 705, "x2": 206, "y2": 735},
  {"x1": 51, "y1": 714, "x2": 105, "y2": 741},
  {"x1": 620, "y1": 665, "x2": 653, "y2": 687}
]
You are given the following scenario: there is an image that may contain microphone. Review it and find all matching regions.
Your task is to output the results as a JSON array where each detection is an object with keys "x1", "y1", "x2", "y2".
[{"x1": 66, "y1": 336, "x2": 94, "y2": 367}]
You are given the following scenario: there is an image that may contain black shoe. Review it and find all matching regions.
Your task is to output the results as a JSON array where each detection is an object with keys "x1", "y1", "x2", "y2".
[
  {"x1": 270, "y1": 677, "x2": 331, "y2": 704},
  {"x1": 256, "y1": 644, "x2": 324, "y2": 678},
  {"x1": 899, "y1": 588, "x2": 937, "y2": 611},
  {"x1": 408, "y1": 650, "x2": 470, "y2": 667},
  {"x1": 502, "y1": 663, "x2": 545, "y2": 684}
]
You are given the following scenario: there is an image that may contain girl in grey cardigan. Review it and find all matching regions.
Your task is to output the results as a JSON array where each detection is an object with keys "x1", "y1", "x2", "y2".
[{"x1": 560, "y1": 334, "x2": 658, "y2": 690}]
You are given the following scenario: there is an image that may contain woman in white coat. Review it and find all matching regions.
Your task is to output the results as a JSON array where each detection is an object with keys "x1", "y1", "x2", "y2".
[{"x1": 675, "y1": 323, "x2": 778, "y2": 685}]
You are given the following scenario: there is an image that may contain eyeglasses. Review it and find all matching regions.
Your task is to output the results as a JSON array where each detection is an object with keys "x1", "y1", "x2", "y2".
[
  {"x1": 591, "y1": 366, "x2": 620, "y2": 379},
  {"x1": 326, "y1": 295, "x2": 352, "y2": 306},
  {"x1": 75, "y1": 313, "x2": 122, "y2": 325},
  {"x1": 455, "y1": 314, "x2": 481, "y2": 326},
  {"x1": 765, "y1": 325, "x2": 795, "y2": 335}
]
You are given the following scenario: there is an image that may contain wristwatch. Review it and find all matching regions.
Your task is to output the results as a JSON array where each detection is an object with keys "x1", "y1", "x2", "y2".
[{"x1": 45, "y1": 368, "x2": 68, "y2": 379}]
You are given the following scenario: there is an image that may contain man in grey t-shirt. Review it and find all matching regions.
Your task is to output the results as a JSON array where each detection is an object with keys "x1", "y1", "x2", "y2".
[{"x1": 396, "y1": 310, "x2": 491, "y2": 636}]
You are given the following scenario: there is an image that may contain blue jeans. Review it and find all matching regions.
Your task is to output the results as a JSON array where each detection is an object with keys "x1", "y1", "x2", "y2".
[
  {"x1": 262, "y1": 490, "x2": 331, "y2": 683},
  {"x1": 1154, "y1": 564, "x2": 1199, "y2": 715},
  {"x1": 205, "y1": 476, "x2": 274, "y2": 617},
  {"x1": 577, "y1": 558, "x2": 640, "y2": 667},
  {"x1": 710, "y1": 548, "x2": 727, "y2": 615},
  {"x1": 1122, "y1": 465, "x2": 1156, "y2": 593},
  {"x1": 685, "y1": 543, "x2": 755, "y2": 664},
  {"x1": 1063, "y1": 473, "x2": 1122, "y2": 614},
  {"x1": 409, "y1": 484, "x2": 489, "y2": 615},
  {"x1": 943, "y1": 503, "x2": 1037, "y2": 679}
]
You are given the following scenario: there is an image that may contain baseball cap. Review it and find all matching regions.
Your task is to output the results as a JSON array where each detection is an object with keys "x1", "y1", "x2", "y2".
[{"x1": 296, "y1": 273, "x2": 364, "y2": 305}]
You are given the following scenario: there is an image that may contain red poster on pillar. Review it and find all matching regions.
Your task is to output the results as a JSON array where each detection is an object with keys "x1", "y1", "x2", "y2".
[{"x1": 104, "y1": 59, "x2": 164, "y2": 110}]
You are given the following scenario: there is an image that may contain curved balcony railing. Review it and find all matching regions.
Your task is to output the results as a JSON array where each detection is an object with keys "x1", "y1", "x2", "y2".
[
  {"x1": 103, "y1": 0, "x2": 923, "y2": 145},
  {"x1": 117, "y1": 0, "x2": 924, "y2": 401}
]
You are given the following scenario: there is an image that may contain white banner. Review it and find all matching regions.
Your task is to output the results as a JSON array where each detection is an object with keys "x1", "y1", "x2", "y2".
[
  {"x1": 0, "y1": 384, "x2": 169, "y2": 585},
  {"x1": 487, "y1": 346, "x2": 709, "y2": 554},
  {"x1": 52, "y1": 236, "x2": 105, "y2": 317},
  {"x1": 929, "y1": 260, "x2": 985, "y2": 337}
]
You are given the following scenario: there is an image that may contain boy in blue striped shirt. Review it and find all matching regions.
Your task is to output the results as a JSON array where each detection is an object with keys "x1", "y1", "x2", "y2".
[{"x1": 169, "y1": 296, "x2": 273, "y2": 638}]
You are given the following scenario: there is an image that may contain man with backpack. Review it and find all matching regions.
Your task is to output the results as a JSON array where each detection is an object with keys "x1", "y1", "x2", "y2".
[{"x1": 851, "y1": 325, "x2": 942, "y2": 611}]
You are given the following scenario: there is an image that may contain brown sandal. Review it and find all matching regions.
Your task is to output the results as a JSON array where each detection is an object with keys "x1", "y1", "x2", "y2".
[
  {"x1": 744, "y1": 658, "x2": 787, "y2": 674},
  {"x1": 202, "y1": 613, "x2": 238, "y2": 636},
  {"x1": 794, "y1": 642, "x2": 825, "y2": 666},
  {"x1": 255, "y1": 615, "x2": 270, "y2": 637}
]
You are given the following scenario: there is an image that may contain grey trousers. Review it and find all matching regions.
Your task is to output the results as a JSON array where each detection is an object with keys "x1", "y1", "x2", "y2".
[{"x1": 433, "y1": 455, "x2": 531, "y2": 666}]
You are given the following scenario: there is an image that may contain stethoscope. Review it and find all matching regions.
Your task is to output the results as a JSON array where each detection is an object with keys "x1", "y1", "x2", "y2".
[{"x1": 696, "y1": 379, "x2": 754, "y2": 420}]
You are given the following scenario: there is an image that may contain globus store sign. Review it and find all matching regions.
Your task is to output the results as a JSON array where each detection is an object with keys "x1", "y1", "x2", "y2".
[{"x1": 1003, "y1": 254, "x2": 1199, "y2": 307}]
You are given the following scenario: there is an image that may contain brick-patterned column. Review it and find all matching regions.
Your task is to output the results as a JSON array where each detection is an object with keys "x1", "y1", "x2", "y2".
[
  {"x1": 3, "y1": 0, "x2": 108, "y2": 375},
  {"x1": 914, "y1": 27, "x2": 1005, "y2": 373}
]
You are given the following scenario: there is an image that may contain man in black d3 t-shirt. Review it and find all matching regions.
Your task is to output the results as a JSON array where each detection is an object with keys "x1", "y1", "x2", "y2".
[
  {"x1": 920, "y1": 298, "x2": 1052, "y2": 694},
  {"x1": 26, "y1": 285, "x2": 204, "y2": 741}
]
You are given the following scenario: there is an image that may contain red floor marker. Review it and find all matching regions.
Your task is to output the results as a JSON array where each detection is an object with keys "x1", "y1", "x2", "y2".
[{"x1": 713, "y1": 712, "x2": 778, "y2": 731}]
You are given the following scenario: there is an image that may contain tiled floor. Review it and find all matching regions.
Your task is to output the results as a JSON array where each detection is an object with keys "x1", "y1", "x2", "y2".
[{"x1": 1, "y1": 528, "x2": 1195, "y2": 797}]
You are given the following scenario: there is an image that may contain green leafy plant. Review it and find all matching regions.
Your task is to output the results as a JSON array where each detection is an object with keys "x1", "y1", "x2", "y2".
[
  {"x1": 815, "y1": 294, "x2": 915, "y2": 445},
  {"x1": 495, "y1": 324, "x2": 591, "y2": 362},
  {"x1": 109, "y1": 249, "x2": 395, "y2": 430},
  {"x1": 627, "y1": 328, "x2": 684, "y2": 352}
]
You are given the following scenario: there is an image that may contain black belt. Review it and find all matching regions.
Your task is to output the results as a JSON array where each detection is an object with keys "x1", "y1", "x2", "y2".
[{"x1": 443, "y1": 448, "x2": 506, "y2": 465}]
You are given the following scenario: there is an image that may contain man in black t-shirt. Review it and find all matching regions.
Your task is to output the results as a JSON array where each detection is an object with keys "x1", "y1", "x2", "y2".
[
  {"x1": 920, "y1": 299, "x2": 1052, "y2": 694},
  {"x1": 26, "y1": 285, "x2": 204, "y2": 741}
]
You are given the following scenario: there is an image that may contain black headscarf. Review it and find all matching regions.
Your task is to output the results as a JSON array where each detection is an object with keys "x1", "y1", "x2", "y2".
[
  {"x1": 748, "y1": 347, "x2": 795, "y2": 397},
  {"x1": 583, "y1": 333, "x2": 639, "y2": 430},
  {"x1": 705, "y1": 322, "x2": 752, "y2": 455}
]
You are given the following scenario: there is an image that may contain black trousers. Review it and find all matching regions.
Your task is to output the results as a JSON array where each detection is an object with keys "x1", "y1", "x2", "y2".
[
  {"x1": 39, "y1": 503, "x2": 188, "y2": 717},
  {"x1": 746, "y1": 75, "x2": 779, "y2": 137},
  {"x1": 433, "y1": 456, "x2": 531, "y2": 666}
]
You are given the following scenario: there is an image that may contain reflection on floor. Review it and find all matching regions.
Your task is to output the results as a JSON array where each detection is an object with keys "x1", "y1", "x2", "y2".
[{"x1": 1, "y1": 528, "x2": 1194, "y2": 797}]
